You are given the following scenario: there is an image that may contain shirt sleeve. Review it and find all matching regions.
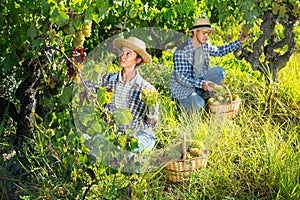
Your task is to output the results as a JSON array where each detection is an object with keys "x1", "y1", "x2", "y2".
[
  {"x1": 82, "y1": 72, "x2": 114, "y2": 93},
  {"x1": 173, "y1": 50, "x2": 203, "y2": 88},
  {"x1": 84, "y1": 80, "x2": 101, "y2": 93},
  {"x1": 208, "y1": 40, "x2": 241, "y2": 57}
]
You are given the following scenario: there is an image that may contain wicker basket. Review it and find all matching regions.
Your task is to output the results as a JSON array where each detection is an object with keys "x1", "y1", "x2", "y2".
[
  {"x1": 208, "y1": 84, "x2": 241, "y2": 119},
  {"x1": 164, "y1": 132, "x2": 209, "y2": 182}
]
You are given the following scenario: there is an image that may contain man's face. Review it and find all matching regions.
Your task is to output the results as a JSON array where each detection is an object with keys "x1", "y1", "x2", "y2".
[{"x1": 195, "y1": 29, "x2": 211, "y2": 44}]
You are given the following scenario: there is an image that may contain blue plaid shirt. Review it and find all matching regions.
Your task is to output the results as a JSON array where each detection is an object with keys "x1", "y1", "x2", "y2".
[
  {"x1": 170, "y1": 38, "x2": 241, "y2": 100},
  {"x1": 86, "y1": 71, "x2": 159, "y2": 132}
]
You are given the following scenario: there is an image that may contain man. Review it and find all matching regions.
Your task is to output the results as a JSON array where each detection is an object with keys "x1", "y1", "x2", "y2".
[{"x1": 170, "y1": 18, "x2": 250, "y2": 113}]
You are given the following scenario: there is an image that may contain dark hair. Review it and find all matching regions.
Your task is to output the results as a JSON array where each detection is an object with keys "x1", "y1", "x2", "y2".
[{"x1": 135, "y1": 53, "x2": 143, "y2": 67}]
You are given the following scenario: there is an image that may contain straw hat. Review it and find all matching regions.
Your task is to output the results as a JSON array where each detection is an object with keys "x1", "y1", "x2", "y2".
[
  {"x1": 189, "y1": 18, "x2": 215, "y2": 32},
  {"x1": 113, "y1": 36, "x2": 151, "y2": 63}
]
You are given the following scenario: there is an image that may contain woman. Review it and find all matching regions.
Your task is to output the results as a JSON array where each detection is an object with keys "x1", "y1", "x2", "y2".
[{"x1": 90, "y1": 36, "x2": 159, "y2": 154}]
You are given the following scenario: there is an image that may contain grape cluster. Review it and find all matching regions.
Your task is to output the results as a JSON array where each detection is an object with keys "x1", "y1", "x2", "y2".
[
  {"x1": 186, "y1": 140, "x2": 205, "y2": 158},
  {"x1": 74, "y1": 30, "x2": 85, "y2": 48},
  {"x1": 47, "y1": 28, "x2": 56, "y2": 38},
  {"x1": 141, "y1": 89, "x2": 159, "y2": 106},
  {"x1": 74, "y1": 21, "x2": 93, "y2": 48},
  {"x1": 207, "y1": 83, "x2": 240, "y2": 106},
  {"x1": 83, "y1": 21, "x2": 92, "y2": 38}
]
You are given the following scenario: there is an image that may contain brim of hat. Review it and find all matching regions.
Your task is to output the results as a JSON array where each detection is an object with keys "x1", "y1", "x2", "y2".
[
  {"x1": 113, "y1": 38, "x2": 152, "y2": 64},
  {"x1": 189, "y1": 27, "x2": 216, "y2": 32}
]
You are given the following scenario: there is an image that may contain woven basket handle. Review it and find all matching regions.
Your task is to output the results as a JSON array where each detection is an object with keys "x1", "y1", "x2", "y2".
[
  {"x1": 182, "y1": 132, "x2": 186, "y2": 160},
  {"x1": 221, "y1": 84, "x2": 233, "y2": 103}
]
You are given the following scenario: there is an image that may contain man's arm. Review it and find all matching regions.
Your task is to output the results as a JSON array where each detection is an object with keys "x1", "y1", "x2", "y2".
[
  {"x1": 209, "y1": 30, "x2": 250, "y2": 57},
  {"x1": 208, "y1": 40, "x2": 242, "y2": 57}
]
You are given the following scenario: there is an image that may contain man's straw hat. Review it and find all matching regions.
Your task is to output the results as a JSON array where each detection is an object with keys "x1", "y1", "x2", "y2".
[
  {"x1": 113, "y1": 36, "x2": 151, "y2": 63},
  {"x1": 189, "y1": 18, "x2": 215, "y2": 32}
]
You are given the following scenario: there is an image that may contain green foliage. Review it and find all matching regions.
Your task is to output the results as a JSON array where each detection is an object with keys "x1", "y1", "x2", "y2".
[
  {"x1": 113, "y1": 108, "x2": 133, "y2": 126},
  {"x1": 92, "y1": 0, "x2": 205, "y2": 43},
  {"x1": 2, "y1": 51, "x2": 300, "y2": 200},
  {"x1": 96, "y1": 86, "x2": 113, "y2": 106},
  {"x1": 204, "y1": 0, "x2": 300, "y2": 29},
  {"x1": 278, "y1": 54, "x2": 300, "y2": 104},
  {"x1": 1, "y1": 0, "x2": 300, "y2": 199},
  {"x1": 0, "y1": 0, "x2": 111, "y2": 78}
]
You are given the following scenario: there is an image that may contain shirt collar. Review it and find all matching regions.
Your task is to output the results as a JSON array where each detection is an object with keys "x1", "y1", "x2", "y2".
[
  {"x1": 188, "y1": 37, "x2": 195, "y2": 51},
  {"x1": 117, "y1": 71, "x2": 139, "y2": 86},
  {"x1": 108, "y1": 70, "x2": 144, "y2": 87},
  {"x1": 134, "y1": 71, "x2": 144, "y2": 86}
]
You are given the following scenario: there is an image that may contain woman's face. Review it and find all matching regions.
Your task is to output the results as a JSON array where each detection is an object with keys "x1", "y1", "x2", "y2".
[{"x1": 118, "y1": 46, "x2": 142, "y2": 69}]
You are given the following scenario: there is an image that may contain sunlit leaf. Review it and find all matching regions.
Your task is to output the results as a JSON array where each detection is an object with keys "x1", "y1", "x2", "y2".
[
  {"x1": 97, "y1": 86, "x2": 113, "y2": 105},
  {"x1": 118, "y1": 135, "x2": 127, "y2": 150},
  {"x1": 50, "y1": 7, "x2": 69, "y2": 27},
  {"x1": 129, "y1": 137, "x2": 139, "y2": 151},
  {"x1": 113, "y1": 108, "x2": 133, "y2": 125}
]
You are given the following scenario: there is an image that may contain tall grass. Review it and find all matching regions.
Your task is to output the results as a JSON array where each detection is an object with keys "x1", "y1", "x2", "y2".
[{"x1": 142, "y1": 53, "x2": 300, "y2": 199}]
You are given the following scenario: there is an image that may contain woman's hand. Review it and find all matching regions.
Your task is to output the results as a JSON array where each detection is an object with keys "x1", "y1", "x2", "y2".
[{"x1": 146, "y1": 105, "x2": 158, "y2": 125}]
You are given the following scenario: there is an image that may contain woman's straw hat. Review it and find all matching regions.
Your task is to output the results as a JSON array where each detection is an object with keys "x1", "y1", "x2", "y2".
[
  {"x1": 189, "y1": 18, "x2": 215, "y2": 32},
  {"x1": 113, "y1": 36, "x2": 151, "y2": 63}
]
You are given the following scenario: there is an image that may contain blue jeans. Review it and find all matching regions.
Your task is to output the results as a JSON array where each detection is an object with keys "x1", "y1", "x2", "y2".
[
  {"x1": 178, "y1": 66, "x2": 225, "y2": 112},
  {"x1": 132, "y1": 128, "x2": 156, "y2": 153}
]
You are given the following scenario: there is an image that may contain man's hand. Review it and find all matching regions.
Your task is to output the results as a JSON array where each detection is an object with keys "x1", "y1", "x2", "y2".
[
  {"x1": 239, "y1": 28, "x2": 250, "y2": 44},
  {"x1": 202, "y1": 80, "x2": 215, "y2": 91}
]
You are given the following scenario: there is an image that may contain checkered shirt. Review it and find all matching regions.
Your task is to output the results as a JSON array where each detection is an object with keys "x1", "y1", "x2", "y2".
[
  {"x1": 170, "y1": 38, "x2": 241, "y2": 100},
  {"x1": 86, "y1": 71, "x2": 158, "y2": 132}
]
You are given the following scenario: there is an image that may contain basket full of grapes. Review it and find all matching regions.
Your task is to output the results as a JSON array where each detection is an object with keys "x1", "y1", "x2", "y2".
[
  {"x1": 164, "y1": 132, "x2": 209, "y2": 182},
  {"x1": 207, "y1": 84, "x2": 241, "y2": 119}
]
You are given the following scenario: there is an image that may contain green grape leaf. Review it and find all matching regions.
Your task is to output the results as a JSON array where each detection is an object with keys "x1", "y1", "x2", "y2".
[
  {"x1": 113, "y1": 108, "x2": 133, "y2": 125},
  {"x1": 97, "y1": 86, "x2": 113, "y2": 106},
  {"x1": 79, "y1": 110, "x2": 94, "y2": 127},
  {"x1": 85, "y1": 6, "x2": 94, "y2": 23},
  {"x1": 118, "y1": 135, "x2": 127, "y2": 150},
  {"x1": 50, "y1": 7, "x2": 69, "y2": 27},
  {"x1": 27, "y1": 22, "x2": 37, "y2": 38},
  {"x1": 60, "y1": 86, "x2": 73, "y2": 105},
  {"x1": 129, "y1": 137, "x2": 139, "y2": 151},
  {"x1": 91, "y1": 121, "x2": 104, "y2": 133},
  {"x1": 1, "y1": 50, "x2": 20, "y2": 73},
  {"x1": 67, "y1": 22, "x2": 76, "y2": 35}
]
